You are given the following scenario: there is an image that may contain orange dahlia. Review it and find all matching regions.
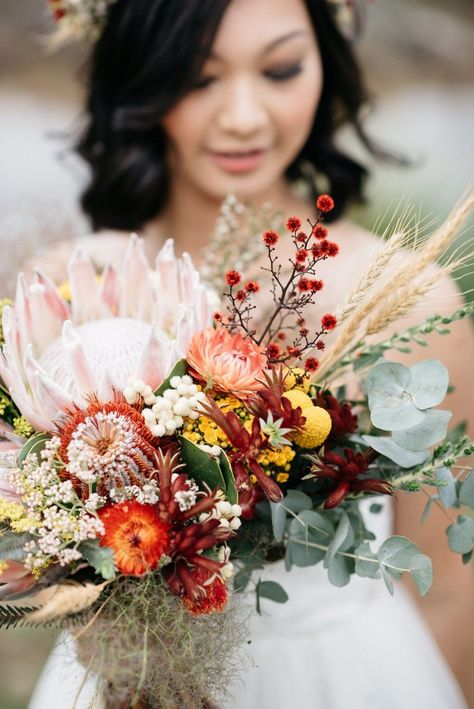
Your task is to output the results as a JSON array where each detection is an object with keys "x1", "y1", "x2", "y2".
[
  {"x1": 181, "y1": 567, "x2": 229, "y2": 615},
  {"x1": 98, "y1": 501, "x2": 171, "y2": 576},
  {"x1": 186, "y1": 328, "x2": 267, "y2": 398}
]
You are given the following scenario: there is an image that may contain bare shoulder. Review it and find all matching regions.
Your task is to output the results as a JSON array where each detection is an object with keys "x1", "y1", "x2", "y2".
[{"x1": 24, "y1": 230, "x2": 130, "y2": 283}]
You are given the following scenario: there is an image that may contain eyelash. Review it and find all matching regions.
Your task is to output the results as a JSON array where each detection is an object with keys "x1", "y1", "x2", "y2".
[{"x1": 191, "y1": 63, "x2": 303, "y2": 90}]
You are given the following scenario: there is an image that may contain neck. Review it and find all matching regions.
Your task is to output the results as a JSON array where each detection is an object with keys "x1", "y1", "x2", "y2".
[{"x1": 143, "y1": 175, "x2": 298, "y2": 266}]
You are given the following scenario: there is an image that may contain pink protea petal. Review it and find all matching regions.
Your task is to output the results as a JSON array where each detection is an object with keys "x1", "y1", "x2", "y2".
[
  {"x1": 68, "y1": 245, "x2": 101, "y2": 324},
  {"x1": 135, "y1": 325, "x2": 172, "y2": 390},
  {"x1": 100, "y1": 264, "x2": 121, "y2": 317},
  {"x1": 28, "y1": 283, "x2": 64, "y2": 355},
  {"x1": 34, "y1": 270, "x2": 70, "y2": 321},
  {"x1": 9, "y1": 387, "x2": 51, "y2": 431},
  {"x1": 14, "y1": 274, "x2": 34, "y2": 354},
  {"x1": 120, "y1": 235, "x2": 153, "y2": 320},
  {"x1": 62, "y1": 320, "x2": 97, "y2": 399}
]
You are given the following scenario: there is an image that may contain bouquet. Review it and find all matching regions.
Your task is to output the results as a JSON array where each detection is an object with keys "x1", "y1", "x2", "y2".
[{"x1": 0, "y1": 194, "x2": 473, "y2": 707}]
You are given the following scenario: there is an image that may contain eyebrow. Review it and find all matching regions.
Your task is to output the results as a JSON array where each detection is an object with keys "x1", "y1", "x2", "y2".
[{"x1": 209, "y1": 30, "x2": 309, "y2": 61}]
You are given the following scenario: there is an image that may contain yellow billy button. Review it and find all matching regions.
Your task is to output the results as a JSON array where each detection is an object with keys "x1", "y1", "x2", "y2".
[
  {"x1": 283, "y1": 367, "x2": 311, "y2": 393},
  {"x1": 293, "y1": 406, "x2": 332, "y2": 448},
  {"x1": 282, "y1": 389, "x2": 313, "y2": 411}
]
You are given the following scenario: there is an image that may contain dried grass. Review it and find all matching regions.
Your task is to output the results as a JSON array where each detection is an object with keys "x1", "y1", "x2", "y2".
[{"x1": 26, "y1": 582, "x2": 108, "y2": 624}]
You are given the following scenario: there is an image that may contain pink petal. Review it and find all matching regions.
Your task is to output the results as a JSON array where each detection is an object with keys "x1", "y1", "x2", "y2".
[
  {"x1": 135, "y1": 325, "x2": 171, "y2": 389},
  {"x1": 100, "y1": 264, "x2": 121, "y2": 316},
  {"x1": 34, "y1": 269, "x2": 70, "y2": 321},
  {"x1": 120, "y1": 235, "x2": 153, "y2": 319},
  {"x1": 62, "y1": 320, "x2": 97, "y2": 401},
  {"x1": 67, "y1": 245, "x2": 101, "y2": 324}
]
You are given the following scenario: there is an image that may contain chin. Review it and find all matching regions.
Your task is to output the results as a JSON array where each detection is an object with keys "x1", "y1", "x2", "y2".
[{"x1": 198, "y1": 166, "x2": 283, "y2": 203}]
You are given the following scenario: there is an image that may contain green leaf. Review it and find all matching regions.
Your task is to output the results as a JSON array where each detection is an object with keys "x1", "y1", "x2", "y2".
[
  {"x1": 392, "y1": 410, "x2": 452, "y2": 452},
  {"x1": 324, "y1": 513, "x2": 353, "y2": 569},
  {"x1": 362, "y1": 435, "x2": 429, "y2": 468},
  {"x1": 462, "y1": 551, "x2": 473, "y2": 565},
  {"x1": 408, "y1": 553, "x2": 433, "y2": 596},
  {"x1": 217, "y1": 451, "x2": 238, "y2": 505},
  {"x1": 0, "y1": 532, "x2": 31, "y2": 561},
  {"x1": 371, "y1": 399, "x2": 424, "y2": 432},
  {"x1": 153, "y1": 359, "x2": 188, "y2": 397},
  {"x1": 78, "y1": 540, "x2": 117, "y2": 580},
  {"x1": 287, "y1": 510, "x2": 333, "y2": 568},
  {"x1": 270, "y1": 490, "x2": 312, "y2": 543},
  {"x1": 421, "y1": 497, "x2": 434, "y2": 525},
  {"x1": 435, "y1": 467, "x2": 457, "y2": 509},
  {"x1": 380, "y1": 566, "x2": 395, "y2": 595},
  {"x1": 327, "y1": 555, "x2": 351, "y2": 587},
  {"x1": 257, "y1": 580, "x2": 289, "y2": 604},
  {"x1": 446, "y1": 516, "x2": 474, "y2": 554},
  {"x1": 459, "y1": 473, "x2": 474, "y2": 508},
  {"x1": 18, "y1": 433, "x2": 51, "y2": 469},
  {"x1": 178, "y1": 436, "x2": 225, "y2": 492},
  {"x1": 354, "y1": 541, "x2": 380, "y2": 579}
]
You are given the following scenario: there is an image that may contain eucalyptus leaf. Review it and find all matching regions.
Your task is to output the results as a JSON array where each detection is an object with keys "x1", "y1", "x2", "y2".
[
  {"x1": 354, "y1": 542, "x2": 380, "y2": 579},
  {"x1": 154, "y1": 359, "x2": 188, "y2": 397},
  {"x1": 380, "y1": 566, "x2": 395, "y2": 595},
  {"x1": 370, "y1": 399, "x2": 424, "y2": 432},
  {"x1": 327, "y1": 554, "x2": 351, "y2": 587},
  {"x1": 421, "y1": 497, "x2": 434, "y2": 525},
  {"x1": 233, "y1": 568, "x2": 251, "y2": 593},
  {"x1": 324, "y1": 513, "x2": 353, "y2": 569},
  {"x1": 366, "y1": 361, "x2": 411, "y2": 407},
  {"x1": 270, "y1": 490, "x2": 312, "y2": 543},
  {"x1": 362, "y1": 436, "x2": 429, "y2": 468},
  {"x1": 78, "y1": 540, "x2": 117, "y2": 580},
  {"x1": 377, "y1": 536, "x2": 420, "y2": 578},
  {"x1": 459, "y1": 472, "x2": 474, "y2": 508},
  {"x1": 392, "y1": 410, "x2": 452, "y2": 452},
  {"x1": 435, "y1": 467, "x2": 457, "y2": 509},
  {"x1": 446, "y1": 516, "x2": 474, "y2": 554},
  {"x1": 406, "y1": 359, "x2": 449, "y2": 409},
  {"x1": 408, "y1": 553, "x2": 433, "y2": 596},
  {"x1": 18, "y1": 433, "x2": 51, "y2": 469},
  {"x1": 257, "y1": 580, "x2": 289, "y2": 604}
]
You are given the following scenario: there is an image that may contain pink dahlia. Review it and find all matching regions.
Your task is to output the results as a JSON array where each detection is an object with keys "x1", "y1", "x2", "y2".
[{"x1": 186, "y1": 328, "x2": 267, "y2": 398}]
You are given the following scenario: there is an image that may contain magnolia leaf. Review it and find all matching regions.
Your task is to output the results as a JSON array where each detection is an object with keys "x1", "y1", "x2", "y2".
[
  {"x1": 178, "y1": 436, "x2": 225, "y2": 492},
  {"x1": 327, "y1": 554, "x2": 351, "y2": 587},
  {"x1": 362, "y1": 435, "x2": 429, "y2": 468},
  {"x1": 435, "y1": 467, "x2": 457, "y2": 509},
  {"x1": 217, "y1": 451, "x2": 238, "y2": 505},
  {"x1": 459, "y1": 472, "x2": 474, "y2": 508},
  {"x1": 154, "y1": 359, "x2": 188, "y2": 397},
  {"x1": 406, "y1": 359, "x2": 449, "y2": 409},
  {"x1": 257, "y1": 580, "x2": 289, "y2": 604},
  {"x1": 392, "y1": 410, "x2": 452, "y2": 452},
  {"x1": 78, "y1": 540, "x2": 117, "y2": 580},
  {"x1": 354, "y1": 542, "x2": 380, "y2": 579},
  {"x1": 446, "y1": 516, "x2": 474, "y2": 554},
  {"x1": 18, "y1": 433, "x2": 51, "y2": 469},
  {"x1": 370, "y1": 400, "x2": 424, "y2": 432},
  {"x1": 324, "y1": 513, "x2": 353, "y2": 569}
]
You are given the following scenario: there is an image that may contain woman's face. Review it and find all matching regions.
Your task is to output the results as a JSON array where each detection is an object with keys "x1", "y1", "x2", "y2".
[{"x1": 161, "y1": 0, "x2": 323, "y2": 203}]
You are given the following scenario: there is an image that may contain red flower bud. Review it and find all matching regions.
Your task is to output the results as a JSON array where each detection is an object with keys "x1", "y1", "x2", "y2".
[
  {"x1": 321, "y1": 314, "x2": 337, "y2": 330},
  {"x1": 286, "y1": 217, "x2": 302, "y2": 232},
  {"x1": 225, "y1": 270, "x2": 241, "y2": 286},
  {"x1": 263, "y1": 230, "x2": 279, "y2": 246},
  {"x1": 316, "y1": 194, "x2": 335, "y2": 213}
]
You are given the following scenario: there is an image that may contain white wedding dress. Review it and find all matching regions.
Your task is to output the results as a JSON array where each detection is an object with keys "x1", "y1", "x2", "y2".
[{"x1": 29, "y1": 497, "x2": 467, "y2": 709}]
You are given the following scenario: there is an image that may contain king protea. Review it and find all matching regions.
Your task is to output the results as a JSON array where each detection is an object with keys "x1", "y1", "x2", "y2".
[{"x1": 0, "y1": 236, "x2": 212, "y2": 432}]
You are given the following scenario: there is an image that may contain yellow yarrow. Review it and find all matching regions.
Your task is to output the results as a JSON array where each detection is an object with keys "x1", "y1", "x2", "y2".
[
  {"x1": 13, "y1": 416, "x2": 34, "y2": 438},
  {"x1": 283, "y1": 368, "x2": 311, "y2": 393},
  {"x1": 282, "y1": 389, "x2": 313, "y2": 411},
  {"x1": 0, "y1": 500, "x2": 24, "y2": 522},
  {"x1": 293, "y1": 406, "x2": 332, "y2": 448}
]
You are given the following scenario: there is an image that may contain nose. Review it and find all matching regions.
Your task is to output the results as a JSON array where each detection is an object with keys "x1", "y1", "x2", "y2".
[{"x1": 217, "y1": 77, "x2": 268, "y2": 138}]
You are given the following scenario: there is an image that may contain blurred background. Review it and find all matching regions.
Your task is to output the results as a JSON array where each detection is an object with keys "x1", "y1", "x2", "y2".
[{"x1": 0, "y1": 0, "x2": 473, "y2": 706}]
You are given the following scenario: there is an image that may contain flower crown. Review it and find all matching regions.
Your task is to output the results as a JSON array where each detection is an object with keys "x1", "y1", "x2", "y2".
[{"x1": 47, "y1": 0, "x2": 369, "y2": 47}]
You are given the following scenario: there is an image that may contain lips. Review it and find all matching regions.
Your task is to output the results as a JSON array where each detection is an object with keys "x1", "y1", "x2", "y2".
[{"x1": 208, "y1": 148, "x2": 267, "y2": 175}]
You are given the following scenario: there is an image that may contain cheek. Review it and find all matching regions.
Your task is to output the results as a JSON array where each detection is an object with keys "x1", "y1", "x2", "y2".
[
  {"x1": 278, "y1": 70, "x2": 322, "y2": 145},
  {"x1": 161, "y1": 100, "x2": 208, "y2": 158}
]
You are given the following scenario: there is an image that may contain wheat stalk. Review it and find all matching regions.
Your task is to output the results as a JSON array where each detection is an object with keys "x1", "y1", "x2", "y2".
[
  {"x1": 315, "y1": 193, "x2": 473, "y2": 381},
  {"x1": 26, "y1": 581, "x2": 108, "y2": 623}
]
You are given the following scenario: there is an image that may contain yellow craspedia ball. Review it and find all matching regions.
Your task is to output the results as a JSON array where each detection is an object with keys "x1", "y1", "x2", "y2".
[
  {"x1": 283, "y1": 367, "x2": 311, "y2": 393},
  {"x1": 293, "y1": 406, "x2": 332, "y2": 448},
  {"x1": 282, "y1": 389, "x2": 313, "y2": 411}
]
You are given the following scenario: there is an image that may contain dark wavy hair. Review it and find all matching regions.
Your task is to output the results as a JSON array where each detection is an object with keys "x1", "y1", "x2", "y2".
[{"x1": 77, "y1": 0, "x2": 388, "y2": 231}]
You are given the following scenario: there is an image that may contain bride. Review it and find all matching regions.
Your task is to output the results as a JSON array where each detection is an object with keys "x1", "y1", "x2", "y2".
[{"x1": 29, "y1": 0, "x2": 473, "y2": 706}]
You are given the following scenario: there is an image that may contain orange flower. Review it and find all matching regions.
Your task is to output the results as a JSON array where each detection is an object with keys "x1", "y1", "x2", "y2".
[
  {"x1": 181, "y1": 567, "x2": 229, "y2": 615},
  {"x1": 99, "y1": 501, "x2": 171, "y2": 576},
  {"x1": 186, "y1": 328, "x2": 267, "y2": 397}
]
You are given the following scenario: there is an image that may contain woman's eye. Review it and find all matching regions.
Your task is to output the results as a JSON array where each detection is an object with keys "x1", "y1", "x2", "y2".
[
  {"x1": 191, "y1": 76, "x2": 216, "y2": 91},
  {"x1": 264, "y1": 64, "x2": 303, "y2": 82}
]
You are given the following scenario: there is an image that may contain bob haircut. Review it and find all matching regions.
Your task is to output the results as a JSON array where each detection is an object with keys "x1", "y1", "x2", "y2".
[{"x1": 77, "y1": 0, "x2": 387, "y2": 231}]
